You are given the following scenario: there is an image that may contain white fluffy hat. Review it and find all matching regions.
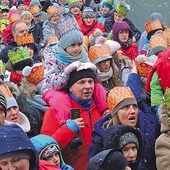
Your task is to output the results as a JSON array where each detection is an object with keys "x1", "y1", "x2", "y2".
[{"x1": 105, "y1": 40, "x2": 121, "y2": 55}]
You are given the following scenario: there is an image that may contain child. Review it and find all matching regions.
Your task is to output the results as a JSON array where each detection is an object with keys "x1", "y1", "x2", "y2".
[{"x1": 31, "y1": 134, "x2": 74, "y2": 170}]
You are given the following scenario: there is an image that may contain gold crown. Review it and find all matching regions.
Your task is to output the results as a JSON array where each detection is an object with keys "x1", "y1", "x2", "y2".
[
  {"x1": 163, "y1": 28, "x2": 170, "y2": 45},
  {"x1": 16, "y1": 33, "x2": 34, "y2": 46},
  {"x1": 28, "y1": 5, "x2": 40, "y2": 14},
  {"x1": 9, "y1": 13, "x2": 20, "y2": 24},
  {"x1": 46, "y1": 36, "x2": 59, "y2": 46},
  {"x1": 150, "y1": 33, "x2": 169, "y2": 51},
  {"x1": 46, "y1": 6, "x2": 59, "y2": 15},
  {"x1": 88, "y1": 44, "x2": 112, "y2": 64},
  {"x1": 145, "y1": 19, "x2": 163, "y2": 34}
]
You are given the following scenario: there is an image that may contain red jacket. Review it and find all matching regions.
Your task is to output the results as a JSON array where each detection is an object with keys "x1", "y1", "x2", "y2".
[
  {"x1": 74, "y1": 12, "x2": 83, "y2": 28},
  {"x1": 39, "y1": 160, "x2": 61, "y2": 170},
  {"x1": 40, "y1": 98, "x2": 102, "y2": 170},
  {"x1": 80, "y1": 20, "x2": 106, "y2": 37},
  {"x1": 121, "y1": 43, "x2": 138, "y2": 61}
]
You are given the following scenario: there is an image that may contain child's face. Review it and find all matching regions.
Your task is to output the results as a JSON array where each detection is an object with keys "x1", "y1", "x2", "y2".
[
  {"x1": 114, "y1": 12, "x2": 125, "y2": 22},
  {"x1": 46, "y1": 152, "x2": 60, "y2": 167},
  {"x1": 70, "y1": 6, "x2": 81, "y2": 15},
  {"x1": 118, "y1": 30, "x2": 129, "y2": 43},
  {"x1": 102, "y1": 6, "x2": 110, "y2": 14},
  {"x1": 66, "y1": 43, "x2": 83, "y2": 56},
  {"x1": 17, "y1": 4, "x2": 27, "y2": 11},
  {"x1": 122, "y1": 143, "x2": 138, "y2": 163}
]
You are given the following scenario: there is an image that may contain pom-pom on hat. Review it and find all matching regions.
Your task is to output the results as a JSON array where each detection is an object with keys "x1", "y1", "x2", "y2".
[
  {"x1": 16, "y1": 32, "x2": 34, "y2": 46},
  {"x1": 8, "y1": 46, "x2": 33, "y2": 71},
  {"x1": 68, "y1": 0, "x2": 81, "y2": 9},
  {"x1": 82, "y1": 7, "x2": 95, "y2": 18},
  {"x1": 8, "y1": 6, "x2": 20, "y2": 24},
  {"x1": 22, "y1": 63, "x2": 44, "y2": 85},
  {"x1": 104, "y1": 40, "x2": 121, "y2": 55},
  {"x1": 88, "y1": 44, "x2": 112, "y2": 64},
  {"x1": 115, "y1": 0, "x2": 130, "y2": 16},
  {"x1": 55, "y1": 15, "x2": 83, "y2": 49},
  {"x1": 107, "y1": 86, "x2": 137, "y2": 115}
]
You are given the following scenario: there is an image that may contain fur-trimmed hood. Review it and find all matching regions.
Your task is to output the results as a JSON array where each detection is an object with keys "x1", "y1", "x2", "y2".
[{"x1": 158, "y1": 104, "x2": 170, "y2": 133}]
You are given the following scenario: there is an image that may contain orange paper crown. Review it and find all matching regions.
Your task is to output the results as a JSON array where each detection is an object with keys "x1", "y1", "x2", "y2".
[
  {"x1": 150, "y1": 33, "x2": 169, "y2": 51},
  {"x1": 8, "y1": 8, "x2": 20, "y2": 24},
  {"x1": 137, "y1": 63, "x2": 152, "y2": 77},
  {"x1": 145, "y1": 19, "x2": 163, "y2": 34},
  {"x1": 88, "y1": 44, "x2": 112, "y2": 64},
  {"x1": 46, "y1": 6, "x2": 59, "y2": 15},
  {"x1": 163, "y1": 28, "x2": 170, "y2": 45},
  {"x1": 28, "y1": 5, "x2": 40, "y2": 14},
  {"x1": 16, "y1": 33, "x2": 34, "y2": 46},
  {"x1": 46, "y1": 36, "x2": 59, "y2": 46}
]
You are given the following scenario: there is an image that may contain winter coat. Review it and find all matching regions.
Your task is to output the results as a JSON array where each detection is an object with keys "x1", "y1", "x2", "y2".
[
  {"x1": 155, "y1": 104, "x2": 170, "y2": 170},
  {"x1": 28, "y1": 20, "x2": 44, "y2": 45},
  {"x1": 80, "y1": 20, "x2": 106, "y2": 37},
  {"x1": 88, "y1": 109, "x2": 156, "y2": 170},
  {"x1": 73, "y1": 12, "x2": 83, "y2": 27},
  {"x1": 105, "y1": 13, "x2": 141, "y2": 42},
  {"x1": 31, "y1": 134, "x2": 74, "y2": 170},
  {"x1": 42, "y1": 20, "x2": 57, "y2": 43},
  {"x1": 98, "y1": 11, "x2": 113, "y2": 25},
  {"x1": 40, "y1": 96, "x2": 102, "y2": 170}
]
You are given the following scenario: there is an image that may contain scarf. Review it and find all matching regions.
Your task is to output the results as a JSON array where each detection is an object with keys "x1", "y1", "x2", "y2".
[
  {"x1": 56, "y1": 44, "x2": 89, "y2": 64},
  {"x1": 120, "y1": 38, "x2": 132, "y2": 50},
  {"x1": 100, "y1": 67, "x2": 113, "y2": 82},
  {"x1": 69, "y1": 92, "x2": 92, "y2": 109}
]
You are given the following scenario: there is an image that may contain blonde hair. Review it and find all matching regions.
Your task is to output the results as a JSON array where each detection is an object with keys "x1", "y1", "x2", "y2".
[{"x1": 20, "y1": 11, "x2": 33, "y2": 20}]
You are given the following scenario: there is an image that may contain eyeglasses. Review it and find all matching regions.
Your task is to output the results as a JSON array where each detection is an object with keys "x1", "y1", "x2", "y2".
[{"x1": 99, "y1": 59, "x2": 111, "y2": 66}]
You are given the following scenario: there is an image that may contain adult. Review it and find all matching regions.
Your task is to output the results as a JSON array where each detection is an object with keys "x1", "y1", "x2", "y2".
[
  {"x1": 88, "y1": 86, "x2": 156, "y2": 170},
  {"x1": 0, "y1": 124, "x2": 37, "y2": 170},
  {"x1": 0, "y1": 91, "x2": 7, "y2": 127},
  {"x1": 0, "y1": 20, "x2": 28, "y2": 63},
  {"x1": 40, "y1": 62, "x2": 104, "y2": 170}
]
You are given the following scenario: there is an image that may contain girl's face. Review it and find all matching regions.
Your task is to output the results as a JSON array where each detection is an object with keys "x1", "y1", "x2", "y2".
[
  {"x1": 45, "y1": 152, "x2": 60, "y2": 167},
  {"x1": 22, "y1": 16, "x2": 32, "y2": 27},
  {"x1": 27, "y1": 46, "x2": 34, "y2": 58},
  {"x1": 70, "y1": 6, "x2": 81, "y2": 15},
  {"x1": 0, "y1": 157, "x2": 30, "y2": 170},
  {"x1": 118, "y1": 30, "x2": 129, "y2": 43},
  {"x1": 66, "y1": 43, "x2": 83, "y2": 56},
  {"x1": 117, "y1": 104, "x2": 138, "y2": 127},
  {"x1": 50, "y1": 14, "x2": 60, "y2": 24},
  {"x1": 97, "y1": 59, "x2": 111, "y2": 72},
  {"x1": 83, "y1": 17, "x2": 95, "y2": 26}
]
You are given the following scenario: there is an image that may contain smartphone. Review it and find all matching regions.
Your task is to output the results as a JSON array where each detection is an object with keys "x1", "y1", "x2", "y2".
[{"x1": 70, "y1": 108, "x2": 80, "y2": 119}]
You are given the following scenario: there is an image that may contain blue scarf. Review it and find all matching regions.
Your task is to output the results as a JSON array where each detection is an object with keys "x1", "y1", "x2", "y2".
[{"x1": 69, "y1": 92, "x2": 92, "y2": 109}]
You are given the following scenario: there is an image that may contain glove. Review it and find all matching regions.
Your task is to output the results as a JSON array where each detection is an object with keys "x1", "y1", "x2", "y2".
[
  {"x1": 64, "y1": 61, "x2": 81, "y2": 76},
  {"x1": 77, "y1": 62, "x2": 97, "y2": 73}
]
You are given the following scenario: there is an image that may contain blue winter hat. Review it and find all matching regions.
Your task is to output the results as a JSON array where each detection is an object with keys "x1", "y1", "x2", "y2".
[
  {"x1": 149, "y1": 12, "x2": 163, "y2": 22},
  {"x1": 102, "y1": 2, "x2": 113, "y2": 10},
  {"x1": 0, "y1": 124, "x2": 37, "y2": 169},
  {"x1": 55, "y1": 15, "x2": 83, "y2": 49}
]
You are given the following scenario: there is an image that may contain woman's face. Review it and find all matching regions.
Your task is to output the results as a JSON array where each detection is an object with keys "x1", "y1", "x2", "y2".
[
  {"x1": 118, "y1": 30, "x2": 129, "y2": 43},
  {"x1": 70, "y1": 6, "x2": 81, "y2": 15},
  {"x1": 83, "y1": 17, "x2": 95, "y2": 26},
  {"x1": 0, "y1": 157, "x2": 30, "y2": 170},
  {"x1": 65, "y1": 43, "x2": 82, "y2": 56},
  {"x1": 117, "y1": 104, "x2": 138, "y2": 126},
  {"x1": 22, "y1": 16, "x2": 32, "y2": 27},
  {"x1": 97, "y1": 59, "x2": 111, "y2": 72}
]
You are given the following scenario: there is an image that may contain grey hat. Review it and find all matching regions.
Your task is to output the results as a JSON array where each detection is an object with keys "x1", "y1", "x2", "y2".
[
  {"x1": 119, "y1": 132, "x2": 139, "y2": 149},
  {"x1": 82, "y1": 7, "x2": 95, "y2": 18},
  {"x1": 149, "y1": 12, "x2": 163, "y2": 22}
]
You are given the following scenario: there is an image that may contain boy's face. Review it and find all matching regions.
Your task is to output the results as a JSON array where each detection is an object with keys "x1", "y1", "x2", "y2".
[
  {"x1": 17, "y1": 4, "x2": 26, "y2": 11},
  {"x1": 1, "y1": 12, "x2": 8, "y2": 20},
  {"x1": 102, "y1": 6, "x2": 110, "y2": 14},
  {"x1": 46, "y1": 152, "x2": 60, "y2": 167},
  {"x1": 66, "y1": 42, "x2": 83, "y2": 56},
  {"x1": 114, "y1": 12, "x2": 125, "y2": 22},
  {"x1": 70, "y1": 6, "x2": 80, "y2": 15},
  {"x1": 122, "y1": 143, "x2": 138, "y2": 163}
]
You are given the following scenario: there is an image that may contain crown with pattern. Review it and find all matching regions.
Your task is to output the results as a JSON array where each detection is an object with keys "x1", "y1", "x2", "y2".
[
  {"x1": 0, "y1": 60, "x2": 6, "y2": 75},
  {"x1": 46, "y1": 36, "x2": 59, "y2": 46},
  {"x1": 163, "y1": 28, "x2": 170, "y2": 46},
  {"x1": 28, "y1": 5, "x2": 40, "y2": 14},
  {"x1": 145, "y1": 19, "x2": 163, "y2": 34},
  {"x1": 22, "y1": 63, "x2": 44, "y2": 85},
  {"x1": 137, "y1": 63, "x2": 153, "y2": 77},
  {"x1": 149, "y1": 33, "x2": 168, "y2": 55},
  {"x1": 8, "y1": 46, "x2": 30, "y2": 65},
  {"x1": 115, "y1": 0, "x2": 130, "y2": 15},
  {"x1": 8, "y1": 7, "x2": 20, "y2": 24},
  {"x1": 46, "y1": 6, "x2": 59, "y2": 15},
  {"x1": 107, "y1": 86, "x2": 136, "y2": 113},
  {"x1": 88, "y1": 44, "x2": 112, "y2": 64},
  {"x1": 0, "y1": 85, "x2": 13, "y2": 99},
  {"x1": 16, "y1": 32, "x2": 34, "y2": 46}
]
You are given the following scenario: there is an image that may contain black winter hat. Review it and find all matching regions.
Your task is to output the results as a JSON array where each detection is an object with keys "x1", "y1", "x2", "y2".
[{"x1": 16, "y1": 0, "x2": 25, "y2": 7}]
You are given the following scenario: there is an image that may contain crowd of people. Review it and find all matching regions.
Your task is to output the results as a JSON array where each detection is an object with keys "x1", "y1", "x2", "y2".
[{"x1": 0, "y1": 0, "x2": 170, "y2": 169}]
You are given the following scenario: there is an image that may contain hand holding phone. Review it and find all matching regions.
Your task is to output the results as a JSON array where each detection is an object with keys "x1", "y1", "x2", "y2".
[{"x1": 70, "y1": 108, "x2": 80, "y2": 120}]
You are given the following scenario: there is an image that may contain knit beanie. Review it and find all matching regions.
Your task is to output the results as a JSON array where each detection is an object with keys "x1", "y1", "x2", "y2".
[
  {"x1": 41, "y1": 145, "x2": 59, "y2": 159},
  {"x1": 55, "y1": 15, "x2": 83, "y2": 49},
  {"x1": 102, "y1": 150, "x2": 128, "y2": 170},
  {"x1": 82, "y1": 7, "x2": 95, "y2": 18},
  {"x1": 68, "y1": 0, "x2": 81, "y2": 9},
  {"x1": 16, "y1": 0, "x2": 25, "y2": 7},
  {"x1": 149, "y1": 12, "x2": 163, "y2": 22},
  {"x1": 106, "y1": 87, "x2": 137, "y2": 115},
  {"x1": 68, "y1": 69, "x2": 96, "y2": 87},
  {"x1": 102, "y1": 2, "x2": 113, "y2": 11},
  {"x1": 0, "y1": 91, "x2": 7, "y2": 116},
  {"x1": 119, "y1": 132, "x2": 139, "y2": 149}
]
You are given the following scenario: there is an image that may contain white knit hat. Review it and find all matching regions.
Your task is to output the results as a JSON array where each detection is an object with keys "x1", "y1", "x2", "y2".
[{"x1": 105, "y1": 40, "x2": 121, "y2": 55}]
